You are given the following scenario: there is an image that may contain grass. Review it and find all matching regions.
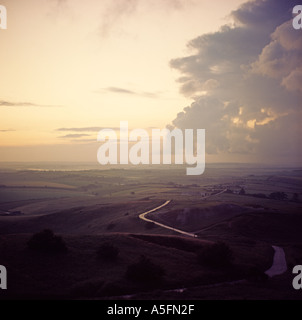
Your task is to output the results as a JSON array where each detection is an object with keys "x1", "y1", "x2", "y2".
[
  {"x1": 0, "y1": 232, "x2": 273, "y2": 299},
  {"x1": 0, "y1": 166, "x2": 301, "y2": 300}
]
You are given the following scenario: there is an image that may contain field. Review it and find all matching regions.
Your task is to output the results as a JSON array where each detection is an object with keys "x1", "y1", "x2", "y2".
[{"x1": 0, "y1": 163, "x2": 301, "y2": 300}]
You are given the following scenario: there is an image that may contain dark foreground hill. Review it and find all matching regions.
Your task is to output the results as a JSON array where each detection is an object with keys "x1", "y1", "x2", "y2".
[{"x1": 0, "y1": 232, "x2": 300, "y2": 300}]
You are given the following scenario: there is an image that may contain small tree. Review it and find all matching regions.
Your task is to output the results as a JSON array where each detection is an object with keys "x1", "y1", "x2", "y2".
[
  {"x1": 197, "y1": 242, "x2": 233, "y2": 268},
  {"x1": 239, "y1": 188, "x2": 246, "y2": 195},
  {"x1": 27, "y1": 229, "x2": 67, "y2": 253},
  {"x1": 96, "y1": 242, "x2": 119, "y2": 261}
]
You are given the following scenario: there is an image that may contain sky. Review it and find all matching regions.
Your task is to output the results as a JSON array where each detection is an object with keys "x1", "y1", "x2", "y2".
[{"x1": 0, "y1": 0, "x2": 301, "y2": 165}]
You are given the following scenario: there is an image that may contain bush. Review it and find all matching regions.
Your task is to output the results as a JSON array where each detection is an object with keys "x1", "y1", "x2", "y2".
[
  {"x1": 239, "y1": 188, "x2": 246, "y2": 195},
  {"x1": 27, "y1": 229, "x2": 67, "y2": 253},
  {"x1": 197, "y1": 242, "x2": 233, "y2": 268},
  {"x1": 125, "y1": 255, "x2": 165, "y2": 285},
  {"x1": 269, "y1": 192, "x2": 288, "y2": 200},
  {"x1": 96, "y1": 242, "x2": 119, "y2": 261}
]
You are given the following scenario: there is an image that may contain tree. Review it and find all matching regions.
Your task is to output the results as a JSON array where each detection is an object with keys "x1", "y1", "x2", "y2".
[
  {"x1": 239, "y1": 188, "x2": 246, "y2": 195},
  {"x1": 27, "y1": 229, "x2": 67, "y2": 253},
  {"x1": 269, "y1": 192, "x2": 288, "y2": 201}
]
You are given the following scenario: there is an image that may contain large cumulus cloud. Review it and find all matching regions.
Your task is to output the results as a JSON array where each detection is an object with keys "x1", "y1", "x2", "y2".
[
  {"x1": 251, "y1": 20, "x2": 302, "y2": 93},
  {"x1": 170, "y1": 0, "x2": 302, "y2": 162}
]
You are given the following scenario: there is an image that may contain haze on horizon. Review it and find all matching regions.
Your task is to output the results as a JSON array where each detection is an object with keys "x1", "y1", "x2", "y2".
[{"x1": 0, "y1": 0, "x2": 301, "y2": 166}]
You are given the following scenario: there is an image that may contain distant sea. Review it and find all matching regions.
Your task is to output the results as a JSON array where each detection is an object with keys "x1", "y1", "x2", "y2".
[{"x1": 0, "y1": 161, "x2": 301, "y2": 172}]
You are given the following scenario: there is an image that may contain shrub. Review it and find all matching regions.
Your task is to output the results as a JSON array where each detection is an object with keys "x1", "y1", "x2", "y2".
[
  {"x1": 125, "y1": 255, "x2": 165, "y2": 285},
  {"x1": 269, "y1": 192, "x2": 288, "y2": 200},
  {"x1": 239, "y1": 188, "x2": 246, "y2": 195},
  {"x1": 197, "y1": 241, "x2": 233, "y2": 268},
  {"x1": 27, "y1": 229, "x2": 67, "y2": 253},
  {"x1": 96, "y1": 242, "x2": 119, "y2": 261}
]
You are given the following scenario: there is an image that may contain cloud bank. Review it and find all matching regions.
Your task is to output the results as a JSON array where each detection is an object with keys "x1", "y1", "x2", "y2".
[{"x1": 170, "y1": 0, "x2": 301, "y2": 163}]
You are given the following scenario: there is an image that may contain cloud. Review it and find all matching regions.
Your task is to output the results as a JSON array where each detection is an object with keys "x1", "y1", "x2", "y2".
[
  {"x1": 0, "y1": 100, "x2": 58, "y2": 107},
  {"x1": 231, "y1": 0, "x2": 295, "y2": 30},
  {"x1": 71, "y1": 139, "x2": 97, "y2": 143},
  {"x1": 56, "y1": 126, "x2": 120, "y2": 132},
  {"x1": 99, "y1": 0, "x2": 196, "y2": 37},
  {"x1": 169, "y1": 0, "x2": 302, "y2": 161},
  {"x1": 51, "y1": 0, "x2": 67, "y2": 5},
  {"x1": 49, "y1": 0, "x2": 68, "y2": 10},
  {"x1": 98, "y1": 87, "x2": 159, "y2": 98},
  {"x1": 250, "y1": 20, "x2": 302, "y2": 92},
  {"x1": 103, "y1": 87, "x2": 136, "y2": 95},
  {"x1": 59, "y1": 134, "x2": 90, "y2": 139},
  {"x1": 0, "y1": 129, "x2": 15, "y2": 132},
  {"x1": 99, "y1": 0, "x2": 138, "y2": 37}
]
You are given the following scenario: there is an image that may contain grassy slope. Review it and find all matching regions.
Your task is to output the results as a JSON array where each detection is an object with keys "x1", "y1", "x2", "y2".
[
  {"x1": 0, "y1": 200, "x2": 170, "y2": 235},
  {"x1": 0, "y1": 167, "x2": 301, "y2": 300},
  {"x1": 0, "y1": 233, "x2": 272, "y2": 300}
]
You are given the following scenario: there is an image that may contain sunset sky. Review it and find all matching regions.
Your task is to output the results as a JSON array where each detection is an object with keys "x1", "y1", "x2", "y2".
[{"x1": 0, "y1": 0, "x2": 301, "y2": 164}]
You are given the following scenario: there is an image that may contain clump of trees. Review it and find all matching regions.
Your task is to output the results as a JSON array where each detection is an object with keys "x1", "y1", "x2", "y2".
[
  {"x1": 269, "y1": 192, "x2": 288, "y2": 200},
  {"x1": 197, "y1": 242, "x2": 233, "y2": 268},
  {"x1": 96, "y1": 242, "x2": 119, "y2": 261},
  {"x1": 27, "y1": 229, "x2": 67, "y2": 253},
  {"x1": 125, "y1": 255, "x2": 165, "y2": 285}
]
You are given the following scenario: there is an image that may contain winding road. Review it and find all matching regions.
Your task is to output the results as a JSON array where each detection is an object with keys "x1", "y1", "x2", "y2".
[
  {"x1": 139, "y1": 200, "x2": 196, "y2": 237},
  {"x1": 139, "y1": 201, "x2": 287, "y2": 278},
  {"x1": 138, "y1": 189, "x2": 228, "y2": 238}
]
